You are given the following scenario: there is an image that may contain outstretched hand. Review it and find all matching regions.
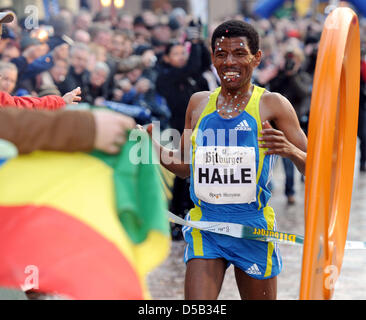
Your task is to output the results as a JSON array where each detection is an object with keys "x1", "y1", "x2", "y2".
[{"x1": 62, "y1": 87, "x2": 82, "y2": 105}]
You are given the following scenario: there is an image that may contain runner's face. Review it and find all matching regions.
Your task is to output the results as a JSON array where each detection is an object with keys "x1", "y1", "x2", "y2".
[{"x1": 212, "y1": 36, "x2": 261, "y2": 90}]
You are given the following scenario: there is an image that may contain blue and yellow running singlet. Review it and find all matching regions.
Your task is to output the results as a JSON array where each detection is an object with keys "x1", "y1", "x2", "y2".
[{"x1": 183, "y1": 85, "x2": 282, "y2": 279}]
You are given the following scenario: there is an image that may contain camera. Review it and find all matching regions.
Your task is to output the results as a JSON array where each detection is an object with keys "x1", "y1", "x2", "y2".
[
  {"x1": 185, "y1": 19, "x2": 202, "y2": 41},
  {"x1": 284, "y1": 52, "x2": 296, "y2": 72},
  {"x1": 30, "y1": 25, "x2": 54, "y2": 43}
]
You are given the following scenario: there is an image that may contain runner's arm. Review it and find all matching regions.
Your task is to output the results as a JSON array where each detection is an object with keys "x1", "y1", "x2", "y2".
[
  {"x1": 147, "y1": 93, "x2": 204, "y2": 178},
  {"x1": 259, "y1": 93, "x2": 307, "y2": 175}
]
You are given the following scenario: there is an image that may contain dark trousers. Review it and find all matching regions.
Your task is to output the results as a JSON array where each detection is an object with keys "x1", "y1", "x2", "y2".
[
  {"x1": 358, "y1": 104, "x2": 366, "y2": 166},
  {"x1": 169, "y1": 176, "x2": 194, "y2": 240},
  {"x1": 282, "y1": 157, "x2": 295, "y2": 197}
]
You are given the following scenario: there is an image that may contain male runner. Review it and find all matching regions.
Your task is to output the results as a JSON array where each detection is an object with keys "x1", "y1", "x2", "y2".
[{"x1": 147, "y1": 20, "x2": 307, "y2": 300}]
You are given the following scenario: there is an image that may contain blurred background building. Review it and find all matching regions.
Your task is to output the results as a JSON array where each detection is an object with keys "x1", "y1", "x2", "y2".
[
  {"x1": 0, "y1": 1, "x2": 323, "y2": 23},
  {"x1": 2, "y1": 1, "x2": 365, "y2": 33}
]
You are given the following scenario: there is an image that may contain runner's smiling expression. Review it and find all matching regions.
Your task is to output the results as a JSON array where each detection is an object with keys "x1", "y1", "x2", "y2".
[{"x1": 212, "y1": 36, "x2": 261, "y2": 93}]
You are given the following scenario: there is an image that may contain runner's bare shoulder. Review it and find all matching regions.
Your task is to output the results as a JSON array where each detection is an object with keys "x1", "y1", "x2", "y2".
[
  {"x1": 190, "y1": 91, "x2": 212, "y2": 107},
  {"x1": 259, "y1": 90, "x2": 295, "y2": 121},
  {"x1": 187, "y1": 91, "x2": 212, "y2": 129}
]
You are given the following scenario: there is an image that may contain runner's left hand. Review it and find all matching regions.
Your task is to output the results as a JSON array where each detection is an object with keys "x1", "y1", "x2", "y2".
[{"x1": 259, "y1": 120, "x2": 295, "y2": 158}]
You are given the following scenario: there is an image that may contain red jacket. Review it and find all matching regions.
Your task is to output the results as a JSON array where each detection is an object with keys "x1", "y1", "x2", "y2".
[
  {"x1": 362, "y1": 59, "x2": 366, "y2": 83},
  {"x1": 0, "y1": 91, "x2": 65, "y2": 110}
]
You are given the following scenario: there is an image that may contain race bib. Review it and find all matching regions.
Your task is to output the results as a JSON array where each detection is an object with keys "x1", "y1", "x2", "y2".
[{"x1": 194, "y1": 146, "x2": 256, "y2": 204}]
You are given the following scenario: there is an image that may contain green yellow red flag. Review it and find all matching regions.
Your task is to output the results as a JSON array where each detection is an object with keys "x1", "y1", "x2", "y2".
[
  {"x1": 295, "y1": 0, "x2": 313, "y2": 17},
  {"x1": 0, "y1": 131, "x2": 170, "y2": 299}
]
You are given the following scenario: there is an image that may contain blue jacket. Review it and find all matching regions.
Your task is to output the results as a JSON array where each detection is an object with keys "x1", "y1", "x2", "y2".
[{"x1": 12, "y1": 53, "x2": 54, "y2": 81}]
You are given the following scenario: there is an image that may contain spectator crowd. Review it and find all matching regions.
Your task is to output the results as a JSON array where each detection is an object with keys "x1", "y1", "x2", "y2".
[{"x1": 1, "y1": 2, "x2": 366, "y2": 238}]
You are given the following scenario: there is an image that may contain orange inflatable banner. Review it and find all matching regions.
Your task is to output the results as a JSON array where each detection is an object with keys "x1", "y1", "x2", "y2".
[{"x1": 300, "y1": 7, "x2": 360, "y2": 299}]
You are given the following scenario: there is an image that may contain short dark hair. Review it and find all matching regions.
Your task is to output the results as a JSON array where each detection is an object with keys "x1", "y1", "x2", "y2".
[
  {"x1": 164, "y1": 40, "x2": 183, "y2": 56},
  {"x1": 211, "y1": 20, "x2": 259, "y2": 55}
]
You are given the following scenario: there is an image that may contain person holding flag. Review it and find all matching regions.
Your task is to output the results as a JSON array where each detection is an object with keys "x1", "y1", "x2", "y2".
[{"x1": 0, "y1": 11, "x2": 135, "y2": 156}]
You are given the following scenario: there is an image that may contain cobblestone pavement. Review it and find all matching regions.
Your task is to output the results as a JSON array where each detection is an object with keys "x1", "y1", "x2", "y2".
[{"x1": 147, "y1": 148, "x2": 366, "y2": 300}]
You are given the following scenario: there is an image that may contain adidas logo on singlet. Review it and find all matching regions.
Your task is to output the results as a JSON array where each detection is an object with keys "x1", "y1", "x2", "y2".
[
  {"x1": 234, "y1": 120, "x2": 251, "y2": 131},
  {"x1": 245, "y1": 263, "x2": 262, "y2": 276}
]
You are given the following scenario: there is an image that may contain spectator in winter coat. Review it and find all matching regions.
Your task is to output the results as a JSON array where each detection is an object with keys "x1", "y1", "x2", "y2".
[
  {"x1": 57, "y1": 43, "x2": 90, "y2": 100},
  {"x1": 0, "y1": 61, "x2": 17, "y2": 94},
  {"x1": 84, "y1": 61, "x2": 110, "y2": 105},
  {"x1": 155, "y1": 36, "x2": 211, "y2": 240},
  {"x1": 156, "y1": 40, "x2": 211, "y2": 134},
  {"x1": 0, "y1": 12, "x2": 135, "y2": 156},
  {"x1": 268, "y1": 47, "x2": 312, "y2": 205}
]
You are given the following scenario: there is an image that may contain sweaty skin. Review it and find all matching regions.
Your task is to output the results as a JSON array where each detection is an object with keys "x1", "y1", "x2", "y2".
[
  {"x1": 147, "y1": 35, "x2": 307, "y2": 300},
  {"x1": 150, "y1": 37, "x2": 306, "y2": 179}
]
